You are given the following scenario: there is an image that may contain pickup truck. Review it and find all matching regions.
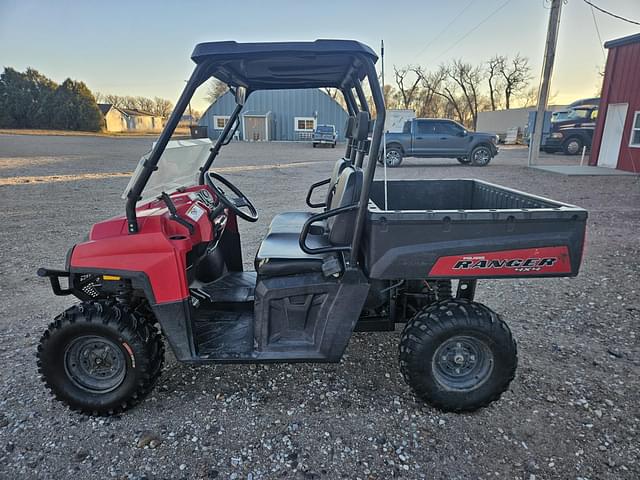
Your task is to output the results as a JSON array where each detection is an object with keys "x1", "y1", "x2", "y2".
[
  {"x1": 543, "y1": 103, "x2": 598, "y2": 155},
  {"x1": 312, "y1": 124, "x2": 337, "y2": 148},
  {"x1": 383, "y1": 118, "x2": 499, "y2": 167}
]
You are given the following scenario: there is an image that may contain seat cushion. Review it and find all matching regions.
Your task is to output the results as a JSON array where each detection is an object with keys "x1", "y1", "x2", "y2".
[
  {"x1": 268, "y1": 211, "x2": 314, "y2": 234},
  {"x1": 255, "y1": 231, "x2": 335, "y2": 277}
]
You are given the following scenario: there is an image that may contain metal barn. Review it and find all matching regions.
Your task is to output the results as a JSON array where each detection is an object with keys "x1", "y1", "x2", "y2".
[
  {"x1": 199, "y1": 88, "x2": 348, "y2": 142},
  {"x1": 590, "y1": 33, "x2": 640, "y2": 173}
]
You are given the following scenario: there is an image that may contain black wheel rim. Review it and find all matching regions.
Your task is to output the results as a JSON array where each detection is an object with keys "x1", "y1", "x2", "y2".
[
  {"x1": 64, "y1": 335, "x2": 127, "y2": 393},
  {"x1": 431, "y1": 335, "x2": 494, "y2": 391}
]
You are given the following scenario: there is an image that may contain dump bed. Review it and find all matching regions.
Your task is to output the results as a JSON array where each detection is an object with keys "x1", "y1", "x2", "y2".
[{"x1": 363, "y1": 179, "x2": 587, "y2": 280}]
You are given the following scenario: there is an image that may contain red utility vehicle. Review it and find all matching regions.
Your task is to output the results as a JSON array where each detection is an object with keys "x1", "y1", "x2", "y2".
[{"x1": 37, "y1": 40, "x2": 587, "y2": 415}]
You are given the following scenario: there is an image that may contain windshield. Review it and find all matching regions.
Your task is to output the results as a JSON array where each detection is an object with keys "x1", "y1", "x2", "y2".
[
  {"x1": 122, "y1": 138, "x2": 212, "y2": 203},
  {"x1": 566, "y1": 108, "x2": 591, "y2": 120}
]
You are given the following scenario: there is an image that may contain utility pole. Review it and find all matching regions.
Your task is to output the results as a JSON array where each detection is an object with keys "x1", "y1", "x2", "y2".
[
  {"x1": 528, "y1": 0, "x2": 563, "y2": 167},
  {"x1": 381, "y1": 39, "x2": 385, "y2": 105}
]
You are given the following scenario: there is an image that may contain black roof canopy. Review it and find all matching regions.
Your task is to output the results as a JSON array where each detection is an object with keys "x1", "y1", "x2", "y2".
[{"x1": 190, "y1": 40, "x2": 378, "y2": 90}]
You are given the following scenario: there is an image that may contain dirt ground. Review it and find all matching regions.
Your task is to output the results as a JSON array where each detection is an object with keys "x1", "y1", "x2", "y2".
[{"x1": 0, "y1": 134, "x2": 638, "y2": 480}]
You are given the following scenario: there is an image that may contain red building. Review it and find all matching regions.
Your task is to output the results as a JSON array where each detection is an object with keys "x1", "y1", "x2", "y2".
[{"x1": 590, "y1": 32, "x2": 640, "y2": 173}]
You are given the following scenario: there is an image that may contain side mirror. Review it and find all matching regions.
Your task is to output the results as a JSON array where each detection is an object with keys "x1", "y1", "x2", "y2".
[
  {"x1": 458, "y1": 130, "x2": 467, "y2": 137},
  {"x1": 235, "y1": 86, "x2": 247, "y2": 106}
]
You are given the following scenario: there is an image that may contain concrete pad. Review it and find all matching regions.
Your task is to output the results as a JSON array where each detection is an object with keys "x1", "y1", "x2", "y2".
[{"x1": 530, "y1": 165, "x2": 638, "y2": 176}]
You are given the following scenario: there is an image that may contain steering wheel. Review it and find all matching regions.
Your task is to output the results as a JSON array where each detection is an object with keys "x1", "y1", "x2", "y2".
[{"x1": 204, "y1": 172, "x2": 259, "y2": 223}]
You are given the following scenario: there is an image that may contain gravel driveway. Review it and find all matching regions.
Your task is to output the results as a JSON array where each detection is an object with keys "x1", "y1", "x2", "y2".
[{"x1": 0, "y1": 134, "x2": 638, "y2": 479}]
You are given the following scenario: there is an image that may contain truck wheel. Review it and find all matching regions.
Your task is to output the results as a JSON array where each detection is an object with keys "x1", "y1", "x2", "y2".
[
  {"x1": 385, "y1": 147, "x2": 403, "y2": 167},
  {"x1": 399, "y1": 299, "x2": 517, "y2": 412},
  {"x1": 562, "y1": 137, "x2": 583, "y2": 155},
  {"x1": 457, "y1": 157, "x2": 471, "y2": 165},
  {"x1": 37, "y1": 301, "x2": 164, "y2": 416},
  {"x1": 470, "y1": 145, "x2": 492, "y2": 166},
  {"x1": 312, "y1": 143, "x2": 317, "y2": 148}
]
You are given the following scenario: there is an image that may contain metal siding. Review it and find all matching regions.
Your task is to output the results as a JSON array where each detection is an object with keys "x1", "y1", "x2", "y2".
[
  {"x1": 591, "y1": 41, "x2": 640, "y2": 172},
  {"x1": 199, "y1": 89, "x2": 348, "y2": 141}
]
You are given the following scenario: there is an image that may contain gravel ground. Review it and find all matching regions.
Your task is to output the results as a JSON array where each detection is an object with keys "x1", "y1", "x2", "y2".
[{"x1": 0, "y1": 134, "x2": 638, "y2": 480}]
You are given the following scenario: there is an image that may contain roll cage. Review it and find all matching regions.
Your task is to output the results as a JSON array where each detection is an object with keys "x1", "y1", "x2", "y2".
[{"x1": 124, "y1": 39, "x2": 386, "y2": 268}]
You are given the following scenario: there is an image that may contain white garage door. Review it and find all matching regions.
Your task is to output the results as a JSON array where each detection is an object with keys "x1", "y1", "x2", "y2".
[{"x1": 598, "y1": 103, "x2": 628, "y2": 168}]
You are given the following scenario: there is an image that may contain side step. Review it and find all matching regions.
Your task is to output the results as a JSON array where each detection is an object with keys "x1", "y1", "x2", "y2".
[{"x1": 193, "y1": 309, "x2": 253, "y2": 359}]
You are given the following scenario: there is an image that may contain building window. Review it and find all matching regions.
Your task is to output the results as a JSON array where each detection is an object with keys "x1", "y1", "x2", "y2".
[
  {"x1": 294, "y1": 117, "x2": 316, "y2": 131},
  {"x1": 213, "y1": 115, "x2": 230, "y2": 129},
  {"x1": 630, "y1": 111, "x2": 640, "y2": 148}
]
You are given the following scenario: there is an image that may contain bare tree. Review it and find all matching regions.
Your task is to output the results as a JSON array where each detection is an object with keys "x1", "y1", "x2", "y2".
[
  {"x1": 134, "y1": 96, "x2": 155, "y2": 113},
  {"x1": 393, "y1": 65, "x2": 422, "y2": 110},
  {"x1": 499, "y1": 54, "x2": 532, "y2": 109},
  {"x1": 430, "y1": 65, "x2": 467, "y2": 125},
  {"x1": 206, "y1": 79, "x2": 228, "y2": 104},
  {"x1": 153, "y1": 97, "x2": 173, "y2": 117},
  {"x1": 447, "y1": 60, "x2": 484, "y2": 129},
  {"x1": 486, "y1": 55, "x2": 504, "y2": 111}
]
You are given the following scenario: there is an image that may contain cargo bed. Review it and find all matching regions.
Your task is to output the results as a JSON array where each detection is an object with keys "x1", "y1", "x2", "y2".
[{"x1": 363, "y1": 179, "x2": 587, "y2": 280}]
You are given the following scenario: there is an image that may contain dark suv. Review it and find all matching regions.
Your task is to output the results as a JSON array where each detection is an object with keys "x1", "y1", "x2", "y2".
[{"x1": 383, "y1": 118, "x2": 499, "y2": 167}]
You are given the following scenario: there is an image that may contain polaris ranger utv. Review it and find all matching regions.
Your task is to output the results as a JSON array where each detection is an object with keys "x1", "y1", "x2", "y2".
[{"x1": 37, "y1": 40, "x2": 588, "y2": 416}]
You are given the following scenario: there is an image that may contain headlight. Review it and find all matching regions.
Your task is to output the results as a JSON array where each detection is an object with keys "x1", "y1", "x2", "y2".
[{"x1": 550, "y1": 132, "x2": 564, "y2": 139}]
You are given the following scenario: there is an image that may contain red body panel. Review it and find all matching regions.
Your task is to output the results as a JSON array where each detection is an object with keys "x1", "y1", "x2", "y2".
[
  {"x1": 428, "y1": 246, "x2": 572, "y2": 277},
  {"x1": 70, "y1": 186, "x2": 226, "y2": 304}
]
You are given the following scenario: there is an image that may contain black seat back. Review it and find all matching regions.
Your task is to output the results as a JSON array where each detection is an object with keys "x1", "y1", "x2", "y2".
[
  {"x1": 351, "y1": 111, "x2": 371, "y2": 166},
  {"x1": 343, "y1": 116, "x2": 356, "y2": 159},
  {"x1": 326, "y1": 166, "x2": 363, "y2": 245}
]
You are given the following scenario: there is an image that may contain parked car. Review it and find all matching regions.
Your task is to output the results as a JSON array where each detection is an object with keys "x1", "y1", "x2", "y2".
[
  {"x1": 383, "y1": 118, "x2": 499, "y2": 167},
  {"x1": 312, "y1": 124, "x2": 337, "y2": 148},
  {"x1": 543, "y1": 103, "x2": 599, "y2": 155}
]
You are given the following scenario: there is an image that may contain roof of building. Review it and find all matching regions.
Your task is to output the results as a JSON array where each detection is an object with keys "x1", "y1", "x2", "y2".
[
  {"x1": 97, "y1": 103, "x2": 112, "y2": 115},
  {"x1": 120, "y1": 108, "x2": 157, "y2": 117},
  {"x1": 604, "y1": 32, "x2": 640, "y2": 49},
  {"x1": 190, "y1": 40, "x2": 378, "y2": 91}
]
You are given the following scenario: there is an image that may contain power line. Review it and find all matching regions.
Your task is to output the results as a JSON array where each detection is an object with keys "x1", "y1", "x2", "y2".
[
  {"x1": 415, "y1": 0, "x2": 477, "y2": 59},
  {"x1": 582, "y1": 0, "x2": 640, "y2": 26},
  {"x1": 429, "y1": 0, "x2": 514, "y2": 63},
  {"x1": 588, "y1": 3, "x2": 606, "y2": 62}
]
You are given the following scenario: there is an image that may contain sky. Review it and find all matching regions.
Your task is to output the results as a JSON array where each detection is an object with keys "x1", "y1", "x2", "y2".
[{"x1": 0, "y1": 0, "x2": 638, "y2": 112}]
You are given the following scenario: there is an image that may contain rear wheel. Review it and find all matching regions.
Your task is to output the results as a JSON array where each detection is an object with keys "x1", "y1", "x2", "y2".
[
  {"x1": 399, "y1": 299, "x2": 517, "y2": 412},
  {"x1": 562, "y1": 136, "x2": 583, "y2": 155},
  {"x1": 457, "y1": 157, "x2": 471, "y2": 165},
  {"x1": 384, "y1": 147, "x2": 403, "y2": 167},
  {"x1": 470, "y1": 145, "x2": 493, "y2": 166},
  {"x1": 37, "y1": 301, "x2": 164, "y2": 415}
]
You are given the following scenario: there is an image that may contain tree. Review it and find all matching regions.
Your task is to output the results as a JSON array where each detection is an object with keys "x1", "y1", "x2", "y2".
[
  {"x1": 0, "y1": 67, "x2": 57, "y2": 128},
  {"x1": 486, "y1": 56, "x2": 504, "y2": 111},
  {"x1": 499, "y1": 53, "x2": 532, "y2": 109},
  {"x1": 206, "y1": 78, "x2": 228, "y2": 104},
  {"x1": 447, "y1": 60, "x2": 484, "y2": 129},
  {"x1": 393, "y1": 65, "x2": 422, "y2": 110},
  {"x1": 49, "y1": 79, "x2": 102, "y2": 131},
  {"x1": 152, "y1": 97, "x2": 173, "y2": 117}
]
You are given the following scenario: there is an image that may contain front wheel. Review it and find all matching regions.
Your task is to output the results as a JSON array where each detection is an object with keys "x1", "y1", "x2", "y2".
[
  {"x1": 37, "y1": 301, "x2": 164, "y2": 415},
  {"x1": 562, "y1": 137, "x2": 583, "y2": 155},
  {"x1": 399, "y1": 299, "x2": 517, "y2": 412},
  {"x1": 384, "y1": 147, "x2": 403, "y2": 167},
  {"x1": 470, "y1": 145, "x2": 493, "y2": 166}
]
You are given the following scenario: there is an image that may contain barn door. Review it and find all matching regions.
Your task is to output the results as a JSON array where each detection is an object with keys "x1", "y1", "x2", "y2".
[
  {"x1": 598, "y1": 103, "x2": 628, "y2": 169},
  {"x1": 244, "y1": 116, "x2": 267, "y2": 141}
]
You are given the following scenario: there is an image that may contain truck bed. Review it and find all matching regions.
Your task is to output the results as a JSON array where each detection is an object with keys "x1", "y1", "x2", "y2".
[{"x1": 363, "y1": 179, "x2": 587, "y2": 280}]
